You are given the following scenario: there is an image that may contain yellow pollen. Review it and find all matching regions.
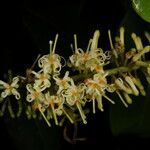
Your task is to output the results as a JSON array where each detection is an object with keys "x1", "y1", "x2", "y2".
[
  {"x1": 39, "y1": 74, "x2": 47, "y2": 81},
  {"x1": 60, "y1": 80, "x2": 67, "y2": 87},
  {"x1": 33, "y1": 91, "x2": 40, "y2": 98},
  {"x1": 92, "y1": 83, "x2": 97, "y2": 89},
  {"x1": 83, "y1": 53, "x2": 90, "y2": 61},
  {"x1": 95, "y1": 65, "x2": 103, "y2": 72},
  {"x1": 32, "y1": 103, "x2": 38, "y2": 110},
  {"x1": 99, "y1": 79, "x2": 106, "y2": 86},
  {"x1": 6, "y1": 85, "x2": 13, "y2": 91},
  {"x1": 72, "y1": 90, "x2": 78, "y2": 96},
  {"x1": 49, "y1": 55, "x2": 55, "y2": 64}
]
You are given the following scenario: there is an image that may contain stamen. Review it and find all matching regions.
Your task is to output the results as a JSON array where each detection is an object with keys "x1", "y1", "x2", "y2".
[
  {"x1": 91, "y1": 30, "x2": 100, "y2": 51},
  {"x1": 116, "y1": 91, "x2": 128, "y2": 107},
  {"x1": 120, "y1": 27, "x2": 125, "y2": 45},
  {"x1": 51, "y1": 102, "x2": 58, "y2": 125},
  {"x1": 31, "y1": 54, "x2": 41, "y2": 70},
  {"x1": 53, "y1": 34, "x2": 59, "y2": 53},
  {"x1": 103, "y1": 94, "x2": 115, "y2": 104},
  {"x1": 108, "y1": 30, "x2": 114, "y2": 49},
  {"x1": 123, "y1": 92, "x2": 132, "y2": 104},
  {"x1": 144, "y1": 31, "x2": 150, "y2": 43},
  {"x1": 132, "y1": 46, "x2": 150, "y2": 62},
  {"x1": 76, "y1": 102, "x2": 87, "y2": 124},
  {"x1": 131, "y1": 76, "x2": 146, "y2": 96},
  {"x1": 74, "y1": 34, "x2": 78, "y2": 50},
  {"x1": 86, "y1": 39, "x2": 92, "y2": 52},
  {"x1": 96, "y1": 95, "x2": 104, "y2": 111},
  {"x1": 115, "y1": 78, "x2": 132, "y2": 94},
  {"x1": 38, "y1": 105, "x2": 51, "y2": 127},
  {"x1": 137, "y1": 37, "x2": 143, "y2": 50},
  {"x1": 108, "y1": 30, "x2": 118, "y2": 58},
  {"x1": 125, "y1": 76, "x2": 139, "y2": 96},
  {"x1": 49, "y1": 40, "x2": 53, "y2": 54},
  {"x1": 131, "y1": 33, "x2": 142, "y2": 51},
  {"x1": 62, "y1": 109, "x2": 74, "y2": 124},
  {"x1": 47, "y1": 108, "x2": 53, "y2": 120},
  {"x1": 92, "y1": 99, "x2": 96, "y2": 114}
]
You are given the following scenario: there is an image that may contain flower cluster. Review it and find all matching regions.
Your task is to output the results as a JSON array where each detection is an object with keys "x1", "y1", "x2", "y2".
[
  {"x1": 69, "y1": 31, "x2": 110, "y2": 72},
  {"x1": 0, "y1": 28, "x2": 149, "y2": 126}
]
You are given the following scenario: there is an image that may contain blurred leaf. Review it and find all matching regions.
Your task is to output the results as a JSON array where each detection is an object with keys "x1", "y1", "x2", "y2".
[
  {"x1": 132, "y1": 0, "x2": 150, "y2": 22},
  {"x1": 5, "y1": 118, "x2": 61, "y2": 150},
  {"x1": 109, "y1": 85, "x2": 150, "y2": 137}
]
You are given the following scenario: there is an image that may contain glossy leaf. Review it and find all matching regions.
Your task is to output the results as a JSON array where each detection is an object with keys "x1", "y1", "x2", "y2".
[
  {"x1": 132, "y1": 0, "x2": 150, "y2": 22},
  {"x1": 110, "y1": 84, "x2": 150, "y2": 137}
]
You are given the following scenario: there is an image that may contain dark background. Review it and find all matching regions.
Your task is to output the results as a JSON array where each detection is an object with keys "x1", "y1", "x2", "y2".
[{"x1": 0, "y1": 0, "x2": 150, "y2": 149}]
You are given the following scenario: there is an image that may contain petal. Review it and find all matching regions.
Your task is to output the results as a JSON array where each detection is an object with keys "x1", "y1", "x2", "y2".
[
  {"x1": 53, "y1": 75, "x2": 59, "y2": 82},
  {"x1": 38, "y1": 59, "x2": 44, "y2": 68},
  {"x1": 34, "y1": 80, "x2": 42, "y2": 87},
  {"x1": 15, "y1": 93, "x2": 20, "y2": 100},
  {"x1": 55, "y1": 109, "x2": 63, "y2": 116},
  {"x1": 39, "y1": 86, "x2": 47, "y2": 92},
  {"x1": 57, "y1": 86, "x2": 65, "y2": 94},
  {"x1": 11, "y1": 77, "x2": 19, "y2": 87},
  {"x1": 0, "y1": 80, "x2": 8, "y2": 87},
  {"x1": 38, "y1": 94, "x2": 45, "y2": 102},
  {"x1": 64, "y1": 71, "x2": 69, "y2": 79},
  {"x1": 1, "y1": 91, "x2": 9, "y2": 98},
  {"x1": 31, "y1": 71, "x2": 39, "y2": 77},
  {"x1": 26, "y1": 94, "x2": 34, "y2": 102},
  {"x1": 38, "y1": 55, "x2": 49, "y2": 68},
  {"x1": 66, "y1": 98, "x2": 75, "y2": 106},
  {"x1": 96, "y1": 95, "x2": 104, "y2": 111},
  {"x1": 45, "y1": 92, "x2": 51, "y2": 100},
  {"x1": 12, "y1": 89, "x2": 20, "y2": 100},
  {"x1": 26, "y1": 84, "x2": 33, "y2": 93},
  {"x1": 43, "y1": 64, "x2": 51, "y2": 74},
  {"x1": 44, "y1": 79, "x2": 51, "y2": 87}
]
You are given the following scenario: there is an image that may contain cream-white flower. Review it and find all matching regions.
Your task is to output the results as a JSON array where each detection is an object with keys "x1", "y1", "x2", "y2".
[
  {"x1": 115, "y1": 78, "x2": 132, "y2": 94},
  {"x1": 0, "y1": 77, "x2": 20, "y2": 99},
  {"x1": 63, "y1": 80, "x2": 85, "y2": 106},
  {"x1": 131, "y1": 33, "x2": 143, "y2": 51},
  {"x1": 85, "y1": 59, "x2": 104, "y2": 73},
  {"x1": 69, "y1": 30, "x2": 110, "y2": 72},
  {"x1": 63, "y1": 79, "x2": 87, "y2": 124},
  {"x1": 32, "y1": 70, "x2": 51, "y2": 90},
  {"x1": 38, "y1": 35, "x2": 63, "y2": 74},
  {"x1": 69, "y1": 48, "x2": 109, "y2": 72},
  {"x1": 38, "y1": 53, "x2": 62, "y2": 74},
  {"x1": 45, "y1": 92, "x2": 64, "y2": 125},
  {"x1": 53, "y1": 71, "x2": 71, "y2": 94},
  {"x1": 86, "y1": 72, "x2": 108, "y2": 95},
  {"x1": 106, "y1": 84, "x2": 116, "y2": 93},
  {"x1": 85, "y1": 72, "x2": 114, "y2": 113},
  {"x1": 124, "y1": 76, "x2": 139, "y2": 96},
  {"x1": 26, "y1": 84, "x2": 45, "y2": 103}
]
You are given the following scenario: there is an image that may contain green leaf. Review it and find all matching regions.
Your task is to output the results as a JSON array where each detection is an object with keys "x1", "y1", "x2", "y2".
[
  {"x1": 109, "y1": 90, "x2": 150, "y2": 137},
  {"x1": 132, "y1": 0, "x2": 150, "y2": 22}
]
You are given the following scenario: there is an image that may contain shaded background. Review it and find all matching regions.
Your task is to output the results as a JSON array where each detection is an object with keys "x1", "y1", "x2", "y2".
[{"x1": 0, "y1": 0, "x2": 150, "y2": 149}]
